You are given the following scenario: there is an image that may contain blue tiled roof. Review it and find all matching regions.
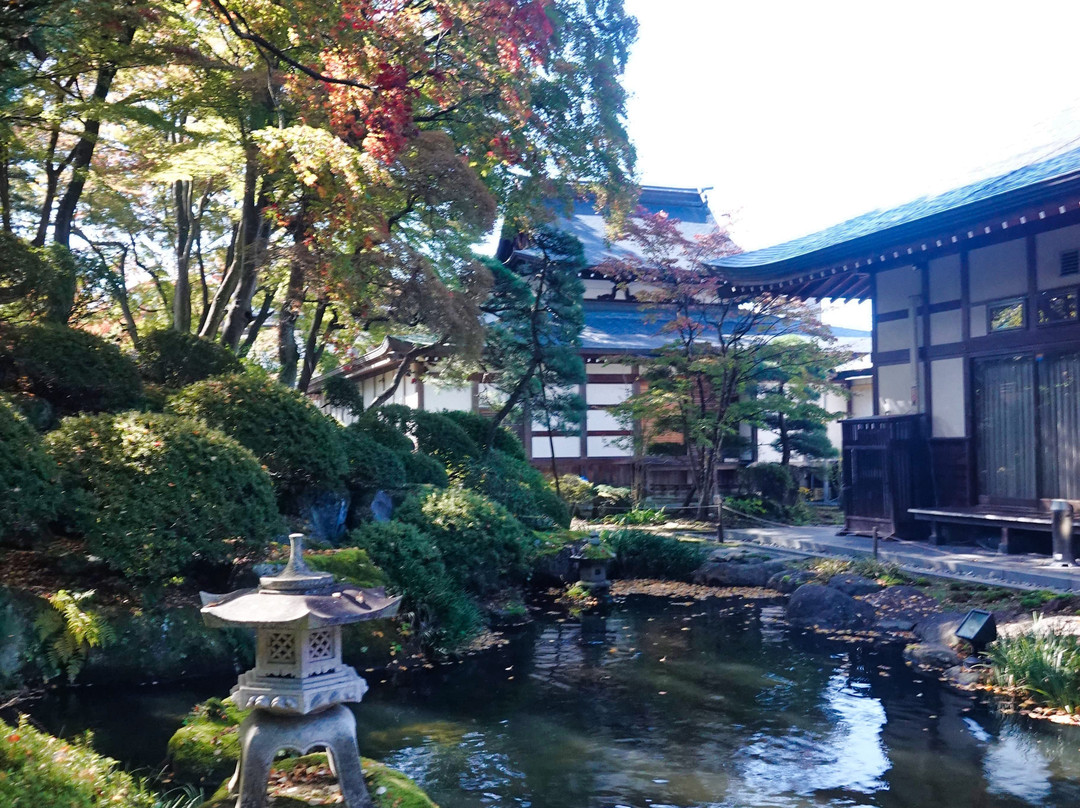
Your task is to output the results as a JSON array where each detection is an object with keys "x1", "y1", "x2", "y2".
[
  {"x1": 580, "y1": 301, "x2": 870, "y2": 354},
  {"x1": 710, "y1": 143, "x2": 1080, "y2": 275}
]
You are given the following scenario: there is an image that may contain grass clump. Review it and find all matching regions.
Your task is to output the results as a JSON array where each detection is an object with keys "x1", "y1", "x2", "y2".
[
  {"x1": 601, "y1": 506, "x2": 668, "y2": 526},
  {"x1": 604, "y1": 529, "x2": 707, "y2": 581},
  {"x1": 167, "y1": 698, "x2": 247, "y2": 787},
  {"x1": 0, "y1": 715, "x2": 158, "y2": 807},
  {"x1": 986, "y1": 618, "x2": 1080, "y2": 713}
]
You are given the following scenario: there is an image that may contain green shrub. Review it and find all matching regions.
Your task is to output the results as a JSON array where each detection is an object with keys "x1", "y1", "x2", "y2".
[
  {"x1": 349, "y1": 521, "x2": 481, "y2": 650},
  {"x1": 46, "y1": 412, "x2": 282, "y2": 582},
  {"x1": 305, "y1": 547, "x2": 387, "y2": 588},
  {"x1": 463, "y1": 449, "x2": 571, "y2": 528},
  {"x1": 411, "y1": 409, "x2": 480, "y2": 468},
  {"x1": 396, "y1": 486, "x2": 531, "y2": 595},
  {"x1": 603, "y1": 505, "x2": 668, "y2": 526},
  {"x1": 986, "y1": 618, "x2": 1080, "y2": 712},
  {"x1": 557, "y1": 474, "x2": 595, "y2": 514},
  {"x1": 741, "y1": 463, "x2": 797, "y2": 508},
  {"x1": 353, "y1": 407, "x2": 415, "y2": 454},
  {"x1": 594, "y1": 484, "x2": 633, "y2": 516},
  {"x1": 340, "y1": 425, "x2": 407, "y2": 492},
  {"x1": 320, "y1": 374, "x2": 366, "y2": 418},
  {"x1": 0, "y1": 323, "x2": 143, "y2": 416},
  {"x1": 0, "y1": 715, "x2": 158, "y2": 808},
  {"x1": 400, "y1": 450, "x2": 448, "y2": 486},
  {"x1": 0, "y1": 397, "x2": 58, "y2": 543},
  {"x1": 169, "y1": 373, "x2": 348, "y2": 497},
  {"x1": 605, "y1": 528, "x2": 707, "y2": 581},
  {"x1": 136, "y1": 329, "x2": 242, "y2": 388},
  {"x1": 441, "y1": 410, "x2": 526, "y2": 459}
]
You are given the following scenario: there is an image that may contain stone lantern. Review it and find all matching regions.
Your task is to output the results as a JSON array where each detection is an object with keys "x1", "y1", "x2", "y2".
[
  {"x1": 571, "y1": 533, "x2": 614, "y2": 591},
  {"x1": 201, "y1": 534, "x2": 400, "y2": 808}
]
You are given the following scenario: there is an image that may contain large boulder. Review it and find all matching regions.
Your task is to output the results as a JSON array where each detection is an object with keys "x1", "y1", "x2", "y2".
[
  {"x1": 787, "y1": 583, "x2": 876, "y2": 631},
  {"x1": 828, "y1": 574, "x2": 882, "y2": 597},
  {"x1": 767, "y1": 569, "x2": 817, "y2": 594},
  {"x1": 904, "y1": 642, "x2": 962, "y2": 671},
  {"x1": 696, "y1": 558, "x2": 790, "y2": 588}
]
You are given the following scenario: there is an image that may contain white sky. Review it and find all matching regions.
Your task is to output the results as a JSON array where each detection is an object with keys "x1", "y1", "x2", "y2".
[
  {"x1": 621, "y1": 0, "x2": 1080, "y2": 330},
  {"x1": 623, "y1": 0, "x2": 1080, "y2": 252}
]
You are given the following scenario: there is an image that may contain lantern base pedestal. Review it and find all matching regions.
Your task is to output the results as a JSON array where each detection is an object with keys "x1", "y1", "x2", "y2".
[
  {"x1": 231, "y1": 667, "x2": 368, "y2": 715},
  {"x1": 227, "y1": 704, "x2": 373, "y2": 808}
]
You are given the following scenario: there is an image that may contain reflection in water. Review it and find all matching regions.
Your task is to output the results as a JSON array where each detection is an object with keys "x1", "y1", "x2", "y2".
[{"x1": 20, "y1": 596, "x2": 1080, "y2": 808}]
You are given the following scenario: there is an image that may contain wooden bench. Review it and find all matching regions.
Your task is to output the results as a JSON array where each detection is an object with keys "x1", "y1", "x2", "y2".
[{"x1": 908, "y1": 506, "x2": 1052, "y2": 553}]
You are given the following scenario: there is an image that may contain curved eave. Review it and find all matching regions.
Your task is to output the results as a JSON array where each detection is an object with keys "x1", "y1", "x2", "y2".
[{"x1": 709, "y1": 171, "x2": 1080, "y2": 298}]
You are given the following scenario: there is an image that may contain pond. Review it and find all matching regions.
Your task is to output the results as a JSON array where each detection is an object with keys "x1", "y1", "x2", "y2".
[{"x1": 22, "y1": 595, "x2": 1080, "y2": 807}]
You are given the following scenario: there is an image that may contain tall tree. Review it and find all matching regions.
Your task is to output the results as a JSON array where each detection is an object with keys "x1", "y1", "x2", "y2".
[
  {"x1": 597, "y1": 209, "x2": 837, "y2": 518},
  {"x1": 754, "y1": 338, "x2": 849, "y2": 465},
  {"x1": 480, "y1": 226, "x2": 587, "y2": 449}
]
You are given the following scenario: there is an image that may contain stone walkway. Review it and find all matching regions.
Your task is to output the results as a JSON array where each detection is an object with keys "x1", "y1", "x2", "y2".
[{"x1": 726, "y1": 525, "x2": 1080, "y2": 593}]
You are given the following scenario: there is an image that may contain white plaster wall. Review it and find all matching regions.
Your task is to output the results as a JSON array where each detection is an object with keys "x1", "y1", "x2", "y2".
[
  {"x1": 586, "y1": 383, "x2": 633, "y2": 406},
  {"x1": 970, "y1": 304, "x2": 987, "y2": 338},
  {"x1": 587, "y1": 435, "x2": 632, "y2": 457},
  {"x1": 590, "y1": 363, "x2": 634, "y2": 374},
  {"x1": 757, "y1": 428, "x2": 782, "y2": 464},
  {"x1": 477, "y1": 384, "x2": 507, "y2": 409},
  {"x1": 425, "y1": 382, "x2": 473, "y2": 412},
  {"x1": 878, "y1": 363, "x2": 917, "y2": 415},
  {"x1": 930, "y1": 309, "x2": 963, "y2": 346},
  {"x1": 928, "y1": 254, "x2": 962, "y2": 303},
  {"x1": 850, "y1": 378, "x2": 874, "y2": 418},
  {"x1": 531, "y1": 436, "x2": 581, "y2": 458},
  {"x1": 876, "y1": 265, "x2": 920, "y2": 314},
  {"x1": 587, "y1": 409, "x2": 623, "y2": 431},
  {"x1": 969, "y1": 238, "x2": 1026, "y2": 302},
  {"x1": 403, "y1": 379, "x2": 420, "y2": 409},
  {"x1": 877, "y1": 317, "x2": 914, "y2": 353},
  {"x1": 582, "y1": 279, "x2": 616, "y2": 299},
  {"x1": 930, "y1": 357, "x2": 966, "y2": 438},
  {"x1": 1036, "y1": 223, "x2": 1080, "y2": 290}
]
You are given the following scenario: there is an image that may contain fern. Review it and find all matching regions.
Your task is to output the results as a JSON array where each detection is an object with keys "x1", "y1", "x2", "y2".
[{"x1": 34, "y1": 590, "x2": 115, "y2": 682}]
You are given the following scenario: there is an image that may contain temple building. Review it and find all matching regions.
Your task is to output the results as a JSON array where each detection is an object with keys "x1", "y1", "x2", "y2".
[
  {"x1": 311, "y1": 187, "x2": 868, "y2": 495},
  {"x1": 709, "y1": 144, "x2": 1080, "y2": 550}
]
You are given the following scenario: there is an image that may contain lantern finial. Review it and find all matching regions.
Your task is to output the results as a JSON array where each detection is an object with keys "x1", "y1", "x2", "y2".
[{"x1": 259, "y1": 533, "x2": 334, "y2": 593}]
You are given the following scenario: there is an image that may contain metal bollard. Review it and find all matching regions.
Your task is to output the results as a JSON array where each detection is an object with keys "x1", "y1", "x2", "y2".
[{"x1": 1051, "y1": 499, "x2": 1075, "y2": 566}]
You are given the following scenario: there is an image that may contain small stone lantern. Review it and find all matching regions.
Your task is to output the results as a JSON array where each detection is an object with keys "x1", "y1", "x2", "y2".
[
  {"x1": 201, "y1": 534, "x2": 400, "y2": 808},
  {"x1": 571, "y1": 533, "x2": 615, "y2": 591}
]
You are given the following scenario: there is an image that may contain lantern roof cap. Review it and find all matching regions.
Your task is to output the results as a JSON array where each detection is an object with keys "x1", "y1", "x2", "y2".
[{"x1": 200, "y1": 534, "x2": 401, "y2": 628}]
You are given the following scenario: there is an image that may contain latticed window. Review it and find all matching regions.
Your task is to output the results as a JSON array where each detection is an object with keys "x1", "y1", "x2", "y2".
[
  {"x1": 266, "y1": 632, "x2": 296, "y2": 664},
  {"x1": 307, "y1": 629, "x2": 334, "y2": 662}
]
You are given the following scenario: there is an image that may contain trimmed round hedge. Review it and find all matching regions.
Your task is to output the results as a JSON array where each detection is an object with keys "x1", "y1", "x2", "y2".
[
  {"x1": 440, "y1": 409, "x2": 525, "y2": 459},
  {"x1": 0, "y1": 323, "x2": 143, "y2": 416},
  {"x1": 45, "y1": 412, "x2": 283, "y2": 581},
  {"x1": 463, "y1": 449, "x2": 571, "y2": 528},
  {"x1": 400, "y1": 450, "x2": 448, "y2": 487},
  {"x1": 340, "y1": 425, "x2": 407, "y2": 492},
  {"x1": 349, "y1": 521, "x2": 481, "y2": 650},
  {"x1": 396, "y1": 486, "x2": 530, "y2": 595},
  {"x1": 0, "y1": 397, "x2": 58, "y2": 543},
  {"x1": 137, "y1": 329, "x2": 242, "y2": 388},
  {"x1": 168, "y1": 374, "x2": 348, "y2": 498}
]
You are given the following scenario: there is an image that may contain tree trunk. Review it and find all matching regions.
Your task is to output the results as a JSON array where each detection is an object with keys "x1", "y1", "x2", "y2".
[
  {"x1": 239, "y1": 287, "x2": 274, "y2": 357},
  {"x1": 172, "y1": 179, "x2": 193, "y2": 332},
  {"x1": 297, "y1": 299, "x2": 339, "y2": 393},
  {"x1": 220, "y1": 192, "x2": 271, "y2": 350},
  {"x1": 277, "y1": 212, "x2": 310, "y2": 387},
  {"x1": 52, "y1": 23, "x2": 136, "y2": 248},
  {"x1": 1, "y1": 141, "x2": 13, "y2": 233}
]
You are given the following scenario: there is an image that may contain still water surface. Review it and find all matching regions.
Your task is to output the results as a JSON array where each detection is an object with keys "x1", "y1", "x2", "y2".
[{"x1": 27, "y1": 596, "x2": 1080, "y2": 807}]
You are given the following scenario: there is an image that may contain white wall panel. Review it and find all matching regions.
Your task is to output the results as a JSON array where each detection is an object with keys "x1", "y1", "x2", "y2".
[
  {"x1": 970, "y1": 304, "x2": 987, "y2": 338},
  {"x1": 587, "y1": 435, "x2": 631, "y2": 457},
  {"x1": 876, "y1": 265, "x2": 919, "y2": 314},
  {"x1": 969, "y1": 239, "x2": 1026, "y2": 302},
  {"x1": 928, "y1": 254, "x2": 961, "y2": 304},
  {"x1": 1036, "y1": 223, "x2": 1080, "y2": 290},
  {"x1": 586, "y1": 383, "x2": 632, "y2": 406},
  {"x1": 878, "y1": 363, "x2": 917, "y2": 415},
  {"x1": 877, "y1": 317, "x2": 913, "y2": 353},
  {"x1": 531, "y1": 436, "x2": 581, "y2": 458},
  {"x1": 587, "y1": 409, "x2": 622, "y2": 431},
  {"x1": 931, "y1": 358, "x2": 966, "y2": 438},
  {"x1": 425, "y1": 383, "x2": 473, "y2": 412},
  {"x1": 930, "y1": 310, "x2": 963, "y2": 345}
]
